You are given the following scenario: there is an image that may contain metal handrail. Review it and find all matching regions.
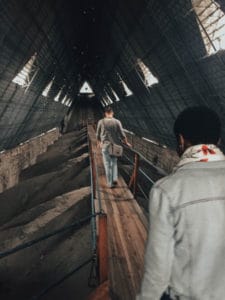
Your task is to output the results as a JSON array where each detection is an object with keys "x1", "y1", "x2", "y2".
[
  {"x1": 88, "y1": 136, "x2": 98, "y2": 253},
  {"x1": 124, "y1": 145, "x2": 168, "y2": 176},
  {"x1": 122, "y1": 145, "x2": 168, "y2": 199},
  {"x1": 94, "y1": 151, "x2": 102, "y2": 212}
]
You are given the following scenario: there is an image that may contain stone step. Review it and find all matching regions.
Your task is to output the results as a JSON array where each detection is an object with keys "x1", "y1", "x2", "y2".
[
  {"x1": 0, "y1": 153, "x2": 90, "y2": 226},
  {"x1": 0, "y1": 186, "x2": 91, "y2": 251}
]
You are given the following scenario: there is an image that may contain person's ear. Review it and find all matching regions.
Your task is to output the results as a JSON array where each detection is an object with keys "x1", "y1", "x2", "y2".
[
  {"x1": 179, "y1": 134, "x2": 185, "y2": 149},
  {"x1": 176, "y1": 134, "x2": 185, "y2": 156}
]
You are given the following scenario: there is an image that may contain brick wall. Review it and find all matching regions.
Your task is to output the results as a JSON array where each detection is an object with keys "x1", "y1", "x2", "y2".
[
  {"x1": 126, "y1": 132, "x2": 179, "y2": 174},
  {"x1": 0, "y1": 127, "x2": 60, "y2": 193}
]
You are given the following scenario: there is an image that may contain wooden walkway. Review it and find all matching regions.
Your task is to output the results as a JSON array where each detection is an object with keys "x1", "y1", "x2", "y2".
[{"x1": 88, "y1": 125, "x2": 148, "y2": 300}]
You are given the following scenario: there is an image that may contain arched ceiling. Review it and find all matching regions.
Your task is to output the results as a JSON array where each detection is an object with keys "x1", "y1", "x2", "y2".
[{"x1": 0, "y1": 0, "x2": 225, "y2": 151}]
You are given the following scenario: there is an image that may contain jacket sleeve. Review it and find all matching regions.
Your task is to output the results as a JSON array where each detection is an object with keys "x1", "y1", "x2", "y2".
[
  {"x1": 96, "y1": 120, "x2": 102, "y2": 141},
  {"x1": 137, "y1": 186, "x2": 174, "y2": 300}
]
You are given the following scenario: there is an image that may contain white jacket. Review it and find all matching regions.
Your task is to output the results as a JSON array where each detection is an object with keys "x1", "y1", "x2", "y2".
[{"x1": 138, "y1": 146, "x2": 225, "y2": 300}]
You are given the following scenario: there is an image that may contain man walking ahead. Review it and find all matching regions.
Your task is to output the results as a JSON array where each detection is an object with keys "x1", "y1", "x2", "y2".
[
  {"x1": 96, "y1": 107, "x2": 131, "y2": 188},
  {"x1": 137, "y1": 106, "x2": 225, "y2": 300}
]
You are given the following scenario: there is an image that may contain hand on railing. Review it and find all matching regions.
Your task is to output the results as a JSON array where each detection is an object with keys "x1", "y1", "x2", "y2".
[{"x1": 125, "y1": 141, "x2": 132, "y2": 148}]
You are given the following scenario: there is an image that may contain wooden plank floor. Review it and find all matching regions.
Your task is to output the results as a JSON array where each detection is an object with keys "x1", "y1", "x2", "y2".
[{"x1": 88, "y1": 125, "x2": 148, "y2": 300}]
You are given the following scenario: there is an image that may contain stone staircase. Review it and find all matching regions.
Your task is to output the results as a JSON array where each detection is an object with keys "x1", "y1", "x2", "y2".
[{"x1": 0, "y1": 127, "x2": 94, "y2": 300}]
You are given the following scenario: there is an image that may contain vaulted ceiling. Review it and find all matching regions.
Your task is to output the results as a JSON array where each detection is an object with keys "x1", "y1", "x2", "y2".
[{"x1": 1, "y1": 0, "x2": 225, "y2": 151}]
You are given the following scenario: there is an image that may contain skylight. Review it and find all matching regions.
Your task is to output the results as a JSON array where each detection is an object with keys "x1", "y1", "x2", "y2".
[
  {"x1": 103, "y1": 96, "x2": 110, "y2": 106},
  {"x1": 42, "y1": 78, "x2": 54, "y2": 97},
  {"x1": 105, "y1": 92, "x2": 114, "y2": 104},
  {"x1": 61, "y1": 95, "x2": 67, "y2": 104},
  {"x1": 136, "y1": 58, "x2": 159, "y2": 87},
  {"x1": 192, "y1": 0, "x2": 225, "y2": 55},
  {"x1": 65, "y1": 98, "x2": 70, "y2": 106},
  {"x1": 100, "y1": 100, "x2": 106, "y2": 107},
  {"x1": 54, "y1": 89, "x2": 63, "y2": 102},
  {"x1": 12, "y1": 53, "x2": 37, "y2": 88},
  {"x1": 79, "y1": 81, "x2": 94, "y2": 94},
  {"x1": 121, "y1": 80, "x2": 133, "y2": 96},
  {"x1": 111, "y1": 88, "x2": 120, "y2": 101}
]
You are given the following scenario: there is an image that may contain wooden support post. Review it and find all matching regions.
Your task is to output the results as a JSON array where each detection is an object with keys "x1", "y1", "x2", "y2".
[
  {"x1": 133, "y1": 153, "x2": 139, "y2": 198},
  {"x1": 98, "y1": 213, "x2": 108, "y2": 284},
  {"x1": 128, "y1": 172, "x2": 134, "y2": 188}
]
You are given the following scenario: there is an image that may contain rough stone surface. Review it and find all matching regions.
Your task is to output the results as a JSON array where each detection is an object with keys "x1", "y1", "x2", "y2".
[
  {"x1": 0, "y1": 128, "x2": 60, "y2": 193},
  {"x1": 0, "y1": 127, "x2": 94, "y2": 300}
]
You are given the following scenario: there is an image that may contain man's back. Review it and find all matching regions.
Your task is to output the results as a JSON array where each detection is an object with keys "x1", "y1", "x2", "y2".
[
  {"x1": 155, "y1": 160, "x2": 225, "y2": 299},
  {"x1": 96, "y1": 117, "x2": 125, "y2": 145}
]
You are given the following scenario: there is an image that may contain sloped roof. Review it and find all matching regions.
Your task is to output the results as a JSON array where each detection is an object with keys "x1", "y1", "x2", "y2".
[{"x1": 0, "y1": 0, "x2": 225, "y2": 150}]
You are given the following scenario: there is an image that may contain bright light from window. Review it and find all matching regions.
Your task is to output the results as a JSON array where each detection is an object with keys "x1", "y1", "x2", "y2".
[
  {"x1": 79, "y1": 81, "x2": 94, "y2": 95},
  {"x1": 42, "y1": 78, "x2": 54, "y2": 97},
  {"x1": 192, "y1": 0, "x2": 225, "y2": 55},
  {"x1": 137, "y1": 58, "x2": 159, "y2": 87},
  {"x1": 54, "y1": 89, "x2": 62, "y2": 102},
  {"x1": 100, "y1": 100, "x2": 105, "y2": 107},
  {"x1": 12, "y1": 53, "x2": 37, "y2": 87},
  {"x1": 111, "y1": 88, "x2": 120, "y2": 101},
  {"x1": 121, "y1": 80, "x2": 133, "y2": 96},
  {"x1": 105, "y1": 92, "x2": 114, "y2": 104},
  {"x1": 61, "y1": 95, "x2": 67, "y2": 104},
  {"x1": 103, "y1": 96, "x2": 110, "y2": 106}
]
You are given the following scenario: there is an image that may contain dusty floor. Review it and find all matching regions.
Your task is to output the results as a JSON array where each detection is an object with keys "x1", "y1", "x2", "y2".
[{"x1": 0, "y1": 128, "x2": 94, "y2": 300}]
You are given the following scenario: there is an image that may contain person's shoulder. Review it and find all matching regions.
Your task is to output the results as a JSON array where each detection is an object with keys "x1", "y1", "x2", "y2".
[
  {"x1": 152, "y1": 171, "x2": 180, "y2": 193},
  {"x1": 97, "y1": 118, "x2": 103, "y2": 124}
]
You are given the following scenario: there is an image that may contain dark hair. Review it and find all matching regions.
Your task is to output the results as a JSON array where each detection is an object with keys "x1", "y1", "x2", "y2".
[
  {"x1": 174, "y1": 106, "x2": 221, "y2": 145},
  {"x1": 104, "y1": 106, "x2": 113, "y2": 114}
]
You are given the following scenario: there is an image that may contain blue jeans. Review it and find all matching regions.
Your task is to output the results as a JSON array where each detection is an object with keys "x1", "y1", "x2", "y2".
[{"x1": 102, "y1": 147, "x2": 118, "y2": 187}]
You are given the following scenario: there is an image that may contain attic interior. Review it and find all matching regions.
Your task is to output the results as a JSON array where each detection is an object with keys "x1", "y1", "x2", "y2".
[
  {"x1": 1, "y1": 0, "x2": 225, "y2": 151},
  {"x1": 1, "y1": 0, "x2": 225, "y2": 299}
]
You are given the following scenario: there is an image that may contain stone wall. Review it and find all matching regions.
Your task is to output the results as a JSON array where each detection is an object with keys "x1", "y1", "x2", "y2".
[
  {"x1": 0, "y1": 128, "x2": 60, "y2": 193},
  {"x1": 126, "y1": 131, "x2": 179, "y2": 174}
]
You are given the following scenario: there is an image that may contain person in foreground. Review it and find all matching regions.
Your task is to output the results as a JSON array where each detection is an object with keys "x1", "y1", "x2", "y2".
[
  {"x1": 96, "y1": 106, "x2": 131, "y2": 188},
  {"x1": 137, "y1": 106, "x2": 225, "y2": 300}
]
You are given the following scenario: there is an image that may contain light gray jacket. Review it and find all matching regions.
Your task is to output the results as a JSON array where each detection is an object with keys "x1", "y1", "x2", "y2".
[{"x1": 138, "y1": 160, "x2": 225, "y2": 300}]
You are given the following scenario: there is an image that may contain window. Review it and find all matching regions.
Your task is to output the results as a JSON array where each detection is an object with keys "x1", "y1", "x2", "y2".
[
  {"x1": 12, "y1": 53, "x2": 38, "y2": 88},
  {"x1": 102, "y1": 96, "x2": 110, "y2": 106},
  {"x1": 111, "y1": 88, "x2": 120, "y2": 101},
  {"x1": 65, "y1": 98, "x2": 72, "y2": 107},
  {"x1": 79, "y1": 81, "x2": 94, "y2": 95},
  {"x1": 61, "y1": 95, "x2": 67, "y2": 104},
  {"x1": 54, "y1": 89, "x2": 63, "y2": 102},
  {"x1": 192, "y1": 0, "x2": 225, "y2": 55},
  {"x1": 105, "y1": 92, "x2": 114, "y2": 104},
  {"x1": 136, "y1": 58, "x2": 159, "y2": 87},
  {"x1": 42, "y1": 78, "x2": 54, "y2": 97},
  {"x1": 116, "y1": 71, "x2": 133, "y2": 97},
  {"x1": 100, "y1": 100, "x2": 106, "y2": 107},
  {"x1": 121, "y1": 80, "x2": 133, "y2": 96}
]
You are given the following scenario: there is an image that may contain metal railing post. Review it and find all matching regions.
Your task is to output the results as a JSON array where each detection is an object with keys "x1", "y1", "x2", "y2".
[{"x1": 133, "y1": 153, "x2": 140, "y2": 198}]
